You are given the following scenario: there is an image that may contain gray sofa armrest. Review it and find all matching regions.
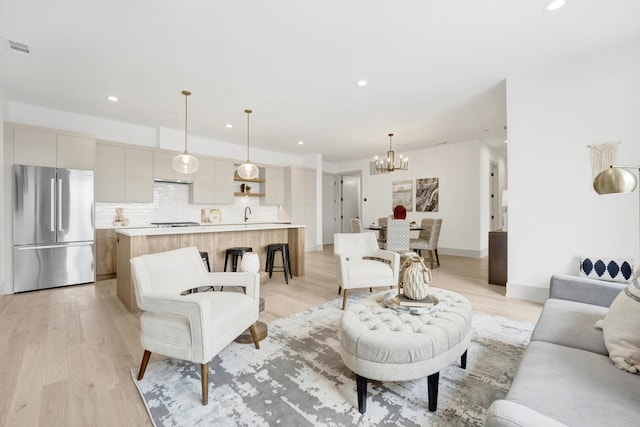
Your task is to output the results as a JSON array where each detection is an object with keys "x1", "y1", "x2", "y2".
[
  {"x1": 485, "y1": 400, "x2": 568, "y2": 427},
  {"x1": 549, "y1": 274, "x2": 625, "y2": 307}
]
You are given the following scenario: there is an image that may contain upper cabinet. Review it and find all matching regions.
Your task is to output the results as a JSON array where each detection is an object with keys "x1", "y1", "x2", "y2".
[
  {"x1": 12, "y1": 125, "x2": 95, "y2": 170},
  {"x1": 262, "y1": 166, "x2": 285, "y2": 205},
  {"x1": 190, "y1": 158, "x2": 234, "y2": 204},
  {"x1": 95, "y1": 142, "x2": 153, "y2": 202},
  {"x1": 153, "y1": 151, "x2": 194, "y2": 182}
]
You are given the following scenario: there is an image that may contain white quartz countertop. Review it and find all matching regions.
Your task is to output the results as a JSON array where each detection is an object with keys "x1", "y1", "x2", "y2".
[{"x1": 115, "y1": 222, "x2": 304, "y2": 236}]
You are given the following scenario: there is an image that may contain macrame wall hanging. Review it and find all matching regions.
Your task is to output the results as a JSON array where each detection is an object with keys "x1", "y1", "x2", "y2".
[{"x1": 589, "y1": 142, "x2": 620, "y2": 178}]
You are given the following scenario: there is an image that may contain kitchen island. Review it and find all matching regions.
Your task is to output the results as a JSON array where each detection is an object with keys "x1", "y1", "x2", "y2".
[{"x1": 116, "y1": 223, "x2": 305, "y2": 313}]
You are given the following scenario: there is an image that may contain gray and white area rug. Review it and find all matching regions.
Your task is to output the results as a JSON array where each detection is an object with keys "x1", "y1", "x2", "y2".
[{"x1": 131, "y1": 295, "x2": 533, "y2": 426}]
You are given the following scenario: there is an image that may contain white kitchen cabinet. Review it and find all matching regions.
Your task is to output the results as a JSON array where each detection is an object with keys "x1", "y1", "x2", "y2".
[
  {"x1": 153, "y1": 151, "x2": 194, "y2": 182},
  {"x1": 262, "y1": 166, "x2": 285, "y2": 205},
  {"x1": 12, "y1": 125, "x2": 95, "y2": 169},
  {"x1": 13, "y1": 127, "x2": 57, "y2": 167},
  {"x1": 124, "y1": 148, "x2": 153, "y2": 202},
  {"x1": 284, "y1": 166, "x2": 317, "y2": 250},
  {"x1": 95, "y1": 143, "x2": 125, "y2": 202},
  {"x1": 57, "y1": 134, "x2": 95, "y2": 170},
  {"x1": 191, "y1": 158, "x2": 234, "y2": 204},
  {"x1": 95, "y1": 142, "x2": 153, "y2": 202}
]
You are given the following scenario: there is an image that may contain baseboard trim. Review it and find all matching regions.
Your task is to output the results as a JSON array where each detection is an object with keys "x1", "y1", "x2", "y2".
[
  {"x1": 506, "y1": 282, "x2": 549, "y2": 304},
  {"x1": 439, "y1": 247, "x2": 487, "y2": 259}
]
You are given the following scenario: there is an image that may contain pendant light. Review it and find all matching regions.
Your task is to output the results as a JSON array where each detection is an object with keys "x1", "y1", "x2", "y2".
[
  {"x1": 237, "y1": 109, "x2": 260, "y2": 180},
  {"x1": 374, "y1": 133, "x2": 408, "y2": 173},
  {"x1": 172, "y1": 90, "x2": 199, "y2": 174}
]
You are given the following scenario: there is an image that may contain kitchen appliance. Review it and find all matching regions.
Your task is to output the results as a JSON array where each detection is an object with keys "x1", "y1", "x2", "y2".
[
  {"x1": 151, "y1": 222, "x2": 200, "y2": 228},
  {"x1": 13, "y1": 165, "x2": 95, "y2": 292}
]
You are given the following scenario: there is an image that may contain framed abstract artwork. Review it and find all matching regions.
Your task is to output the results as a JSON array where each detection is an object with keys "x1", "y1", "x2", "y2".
[
  {"x1": 416, "y1": 177, "x2": 439, "y2": 212},
  {"x1": 392, "y1": 180, "x2": 413, "y2": 212}
]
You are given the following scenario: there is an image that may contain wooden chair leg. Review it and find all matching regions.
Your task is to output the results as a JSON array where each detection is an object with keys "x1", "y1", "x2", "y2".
[
  {"x1": 435, "y1": 249, "x2": 440, "y2": 266},
  {"x1": 342, "y1": 289, "x2": 349, "y2": 310},
  {"x1": 249, "y1": 323, "x2": 261, "y2": 349},
  {"x1": 338, "y1": 285, "x2": 342, "y2": 295},
  {"x1": 201, "y1": 363, "x2": 209, "y2": 405},
  {"x1": 137, "y1": 350, "x2": 151, "y2": 380}
]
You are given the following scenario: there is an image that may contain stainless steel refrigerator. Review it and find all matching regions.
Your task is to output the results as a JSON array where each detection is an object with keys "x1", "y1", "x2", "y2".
[{"x1": 13, "y1": 165, "x2": 95, "y2": 292}]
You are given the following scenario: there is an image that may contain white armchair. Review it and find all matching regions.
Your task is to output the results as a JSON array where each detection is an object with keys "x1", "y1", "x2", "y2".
[
  {"x1": 334, "y1": 232, "x2": 400, "y2": 310},
  {"x1": 131, "y1": 246, "x2": 261, "y2": 405}
]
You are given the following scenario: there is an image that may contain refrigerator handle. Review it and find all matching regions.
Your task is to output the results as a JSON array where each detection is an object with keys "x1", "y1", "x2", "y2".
[
  {"x1": 50, "y1": 178, "x2": 55, "y2": 232},
  {"x1": 58, "y1": 178, "x2": 63, "y2": 232}
]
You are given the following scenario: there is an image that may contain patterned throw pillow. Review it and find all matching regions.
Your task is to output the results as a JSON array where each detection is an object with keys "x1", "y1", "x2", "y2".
[{"x1": 580, "y1": 257, "x2": 635, "y2": 283}]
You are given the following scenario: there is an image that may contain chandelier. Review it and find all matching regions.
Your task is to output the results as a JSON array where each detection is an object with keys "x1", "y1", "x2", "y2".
[
  {"x1": 374, "y1": 133, "x2": 408, "y2": 172},
  {"x1": 172, "y1": 90, "x2": 199, "y2": 174}
]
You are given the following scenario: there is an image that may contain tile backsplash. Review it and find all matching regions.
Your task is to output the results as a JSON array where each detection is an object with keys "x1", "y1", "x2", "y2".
[{"x1": 95, "y1": 182, "x2": 279, "y2": 228}]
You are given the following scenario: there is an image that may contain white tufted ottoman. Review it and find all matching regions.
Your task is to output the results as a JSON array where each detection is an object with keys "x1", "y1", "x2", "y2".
[{"x1": 339, "y1": 288, "x2": 473, "y2": 414}]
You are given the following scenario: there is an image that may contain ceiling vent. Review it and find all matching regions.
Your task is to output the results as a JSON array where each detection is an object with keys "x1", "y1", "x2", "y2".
[{"x1": 7, "y1": 39, "x2": 31, "y2": 55}]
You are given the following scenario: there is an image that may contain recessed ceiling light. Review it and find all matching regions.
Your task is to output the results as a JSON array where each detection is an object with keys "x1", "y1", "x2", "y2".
[
  {"x1": 357, "y1": 80, "x2": 367, "y2": 87},
  {"x1": 545, "y1": 0, "x2": 566, "y2": 12},
  {"x1": 106, "y1": 95, "x2": 118, "y2": 102},
  {"x1": 504, "y1": 140, "x2": 508, "y2": 144},
  {"x1": 226, "y1": 123, "x2": 233, "y2": 128},
  {"x1": 298, "y1": 141, "x2": 304, "y2": 145}
]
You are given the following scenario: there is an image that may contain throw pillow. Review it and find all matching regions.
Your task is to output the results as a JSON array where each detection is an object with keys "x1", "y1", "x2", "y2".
[
  {"x1": 579, "y1": 256, "x2": 635, "y2": 283},
  {"x1": 602, "y1": 279, "x2": 640, "y2": 373}
]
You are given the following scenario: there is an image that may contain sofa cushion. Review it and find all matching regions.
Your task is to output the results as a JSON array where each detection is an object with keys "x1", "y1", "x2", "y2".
[
  {"x1": 580, "y1": 256, "x2": 635, "y2": 283},
  {"x1": 530, "y1": 298, "x2": 608, "y2": 355},
  {"x1": 603, "y1": 280, "x2": 640, "y2": 373},
  {"x1": 505, "y1": 341, "x2": 640, "y2": 427}
]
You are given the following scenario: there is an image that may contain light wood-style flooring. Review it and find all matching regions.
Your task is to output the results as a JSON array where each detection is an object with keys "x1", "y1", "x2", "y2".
[{"x1": 0, "y1": 246, "x2": 542, "y2": 427}]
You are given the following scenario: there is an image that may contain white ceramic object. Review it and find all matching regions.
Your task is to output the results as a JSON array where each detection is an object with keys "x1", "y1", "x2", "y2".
[
  {"x1": 401, "y1": 257, "x2": 432, "y2": 300},
  {"x1": 240, "y1": 253, "x2": 260, "y2": 274}
]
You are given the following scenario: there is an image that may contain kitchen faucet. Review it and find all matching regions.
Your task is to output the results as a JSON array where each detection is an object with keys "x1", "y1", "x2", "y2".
[{"x1": 244, "y1": 206, "x2": 252, "y2": 222}]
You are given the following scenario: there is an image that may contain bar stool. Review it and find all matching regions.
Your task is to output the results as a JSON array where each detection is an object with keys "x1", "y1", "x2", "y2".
[
  {"x1": 266, "y1": 243, "x2": 292, "y2": 284},
  {"x1": 224, "y1": 247, "x2": 253, "y2": 272}
]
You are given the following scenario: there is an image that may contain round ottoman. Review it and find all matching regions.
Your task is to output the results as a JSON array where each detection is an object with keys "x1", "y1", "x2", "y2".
[{"x1": 339, "y1": 288, "x2": 473, "y2": 413}]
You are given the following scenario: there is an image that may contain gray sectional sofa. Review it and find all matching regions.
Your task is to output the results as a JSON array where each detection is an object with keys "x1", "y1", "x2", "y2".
[{"x1": 485, "y1": 274, "x2": 640, "y2": 427}]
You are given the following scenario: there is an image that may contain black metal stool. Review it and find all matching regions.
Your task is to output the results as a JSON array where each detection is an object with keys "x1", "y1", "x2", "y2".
[
  {"x1": 224, "y1": 247, "x2": 253, "y2": 272},
  {"x1": 181, "y1": 251, "x2": 213, "y2": 294},
  {"x1": 266, "y1": 243, "x2": 292, "y2": 284}
]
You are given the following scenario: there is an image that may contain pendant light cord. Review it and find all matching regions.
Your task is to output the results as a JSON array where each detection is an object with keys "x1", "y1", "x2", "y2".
[
  {"x1": 245, "y1": 109, "x2": 252, "y2": 162},
  {"x1": 182, "y1": 90, "x2": 191, "y2": 154}
]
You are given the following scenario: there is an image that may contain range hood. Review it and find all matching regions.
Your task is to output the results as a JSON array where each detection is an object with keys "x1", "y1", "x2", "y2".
[{"x1": 153, "y1": 178, "x2": 193, "y2": 184}]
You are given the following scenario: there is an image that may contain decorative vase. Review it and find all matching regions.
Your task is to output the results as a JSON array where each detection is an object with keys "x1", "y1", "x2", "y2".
[
  {"x1": 400, "y1": 256, "x2": 432, "y2": 300},
  {"x1": 240, "y1": 253, "x2": 260, "y2": 274}
]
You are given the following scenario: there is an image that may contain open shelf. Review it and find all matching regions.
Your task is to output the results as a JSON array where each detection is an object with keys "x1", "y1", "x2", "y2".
[
  {"x1": 234, "y1": 192, "x2": 265, "y2": 197},
  {"x1": 234, "y1": 176, "x2": 265, "y2": 183}
]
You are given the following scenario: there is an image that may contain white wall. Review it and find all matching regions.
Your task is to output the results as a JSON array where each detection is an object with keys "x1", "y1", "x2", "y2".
[
  {"x1": 507, "y1": 37, "x2": 640, "y2": 302},
  {"x1": 0, "y1": 84, "x2": 5, "y2": 294},
  {"x1": 8, "y1": 102, "x2": 305, "y2": 168},
  {"x1": 336, "y1": 140, "x2": 501, "y2": 257}
]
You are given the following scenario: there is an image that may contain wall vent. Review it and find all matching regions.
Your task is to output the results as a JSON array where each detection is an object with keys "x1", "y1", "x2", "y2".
[{"x1": 7, "y1": 39, "x2": 31, "y2": 55}]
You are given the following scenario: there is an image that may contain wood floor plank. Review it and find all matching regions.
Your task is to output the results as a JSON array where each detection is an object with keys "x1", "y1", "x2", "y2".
[{"x1": 0, "y1": 246, "x2": 542, "y2": 426}]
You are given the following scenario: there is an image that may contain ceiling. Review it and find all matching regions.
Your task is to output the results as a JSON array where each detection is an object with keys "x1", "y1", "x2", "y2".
[{"x1": 1, "y1": 1, "x2": 640, "y2": 163}]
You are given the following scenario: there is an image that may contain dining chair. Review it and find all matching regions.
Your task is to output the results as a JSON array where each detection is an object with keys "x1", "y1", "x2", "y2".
[
  {"x1": 351, "y1": 218, "x2": 363, "y2": 233},
  {"x1": 384, "y1": 219, "x2": 410, "y2": 252},
  {"x1": 131, "y1": 246, "x2": 261, "y2": 405},
  {"x1": 377, "y1": 217, "x2": 388, "y2": 245},
  {"x1": 409, "y1": 218, "x2": 443, "y2": 268},
  {"x1": 334, "y1": 232, "x2": 399, "y2": 310}
]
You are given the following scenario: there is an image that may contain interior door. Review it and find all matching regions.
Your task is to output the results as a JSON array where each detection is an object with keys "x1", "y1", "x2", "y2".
[
  {"x1": 322, "y1": 173, "x2": 338, "y2": 244},
  {"x1": 490, "y1": 163, "x2": 499, "y2": 231},
  {"x1": 340, "y1": 174, "x2": 361, "y2": 232}
]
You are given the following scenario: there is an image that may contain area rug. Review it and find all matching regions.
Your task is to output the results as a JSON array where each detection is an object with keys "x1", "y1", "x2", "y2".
[{"x1": 131, "y1": 294, "x2": 533, "y2": 427}]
